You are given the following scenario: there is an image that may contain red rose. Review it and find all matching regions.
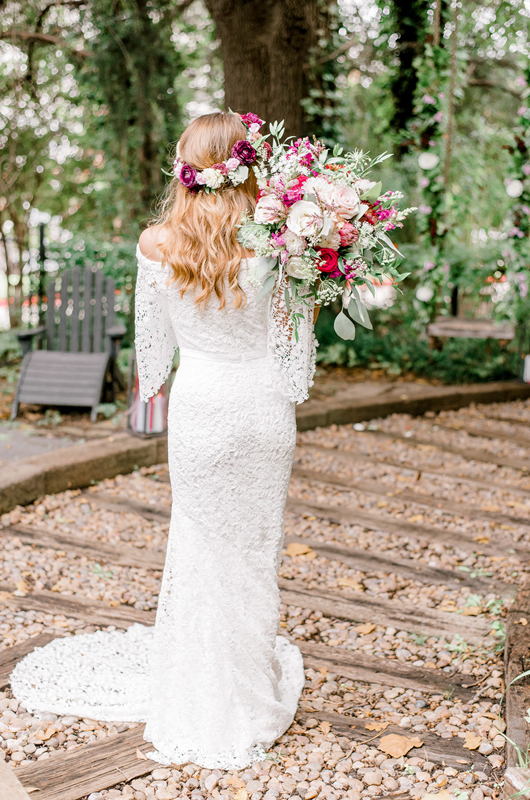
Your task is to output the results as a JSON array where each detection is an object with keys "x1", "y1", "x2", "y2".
[{"x1": 315, "y1": 248, "x2": 339, "y2": 273}]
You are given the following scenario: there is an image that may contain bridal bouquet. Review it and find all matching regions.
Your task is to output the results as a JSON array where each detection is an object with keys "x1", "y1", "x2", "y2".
[{"x1": 237, "y1": 119, "x2": 416, "y2": 339}]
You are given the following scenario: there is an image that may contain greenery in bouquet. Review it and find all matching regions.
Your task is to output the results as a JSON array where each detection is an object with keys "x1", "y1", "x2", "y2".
[{"x1": 237, "y1": 120, "x2": 416, "y2": 341}]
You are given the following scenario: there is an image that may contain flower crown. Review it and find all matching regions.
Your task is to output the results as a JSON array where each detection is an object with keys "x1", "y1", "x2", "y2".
[{"x1": 173, "y1": 112, "x2": 269, "y2": 193}]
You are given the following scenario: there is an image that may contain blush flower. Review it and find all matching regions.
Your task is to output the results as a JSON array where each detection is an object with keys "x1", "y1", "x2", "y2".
[
  {"x1": 254, "y1": 194, "x2": 287, "y2": 224},
  {"x1": 283, "y1": 229, "x2": 307, "y2": 256},
  {"x1": 328, "y1": 185, "x2": 361, "y2": 219}
]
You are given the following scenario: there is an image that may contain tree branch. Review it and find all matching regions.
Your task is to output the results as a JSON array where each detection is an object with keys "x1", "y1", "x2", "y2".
[
  {"x1": 0, "y1": 29, "x2": 92, "y2": 57},
  {"x1": 468, "y1": 78, "x2": 522, "y2": 99}
]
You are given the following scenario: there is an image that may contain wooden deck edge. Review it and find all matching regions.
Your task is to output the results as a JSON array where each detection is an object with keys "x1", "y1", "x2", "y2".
[
  {"x1": 0, "y1": 433, "x2": 168, "y2": 516},
  {"x1": 504, "y1": 578, "x2": 530, "y2": 798},
  {"x1": 297, "y1": 380, "x2": 530, "y2": 431}
]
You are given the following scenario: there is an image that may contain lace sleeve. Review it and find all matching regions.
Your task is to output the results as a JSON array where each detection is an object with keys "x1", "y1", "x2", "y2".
[
  {"x1": 135, "y1": 246, "x2": 178, "y2": 402},
  {"x1": 268, "y1": 273, "x2": 318, "y2": 404}
]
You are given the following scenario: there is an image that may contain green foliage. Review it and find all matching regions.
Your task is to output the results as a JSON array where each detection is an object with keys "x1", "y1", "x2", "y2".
[{"x1": 314, "y1": 304, "x2": 520, "y2": 384}]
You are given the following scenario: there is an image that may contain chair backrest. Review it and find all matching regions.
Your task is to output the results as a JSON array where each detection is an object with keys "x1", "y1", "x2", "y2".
[{"x1": 46, "y1": 266, "x2": 117, "y2": 353}]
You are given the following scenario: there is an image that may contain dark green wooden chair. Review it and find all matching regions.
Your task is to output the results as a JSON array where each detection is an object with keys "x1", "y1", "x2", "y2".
[{"x1": 11, "y1": 267, "x2": 126, "y2": 422}]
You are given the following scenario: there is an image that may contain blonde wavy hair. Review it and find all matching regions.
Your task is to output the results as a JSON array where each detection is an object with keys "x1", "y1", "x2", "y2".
[{"x1": 154, "y1": 112, "x2": 258, "y2": 309}]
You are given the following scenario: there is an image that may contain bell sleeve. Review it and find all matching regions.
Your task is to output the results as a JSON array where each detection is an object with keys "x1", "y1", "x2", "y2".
[
  {"x1": 268, "y1": 273, "x2": 318, "y2": 404},
  {"x1": 134, "y1": 246, "x2": 178, "y2": 402}
]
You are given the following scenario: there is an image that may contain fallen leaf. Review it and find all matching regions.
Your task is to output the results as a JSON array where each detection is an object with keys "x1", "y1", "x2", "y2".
[
  {"x1": 365, "y1": 721, "x2": 388, "y2": 731},
  {"x1": 337, "y1": 578, "x2": 364, "y2": 591},
  {"x1": 473, "y1": 535, "x2": 490, "y2": 544},
  {"x1": 226, "y1": 774, "x2": 246, "y2": 789},
  {"x1": 136, "y1": 747, "x2": 148, "y2": 760},
  {"x1": 318, "y1": 667, "x2": 328, "y2": 678},
  {"x1": 421, "y1": 791, "x2": 455, "y2": 800},
  {"x1": 463, "y1": 732, "x2": 482, "y2": 751},
  {"x1": 15, "y1": 579, "x2": 29, "y2": 593},
  {"x1": 461, "y1": 607, "x2": 482, "y2": 616},
  {"x1": 320, "y1": 721, "x2": 331, "y2": 735},
  {"x1": 355, "y1": 623, "x2": 376, "y2": 635},
  {"x1": 515, "y1": 618, "x2": 528, "y2": 626},
  {"x1": 108, "y1": 600, "x2": 121, "y2": 607},
  {"x1": 408, "y1": 514, "x2": 424, "y2": 523},
  {"x1": 234, "y1": 791, "x2": 248, "y2": 800},
  {"x1": 0, "y1": 591, "x2": 12, "y2": 601},
  {"x1": 378, "y1": 734, "x2": 422, "y2": 758},
  {"x1": 284, "y1": 542, "x2": 314, "y2": 557}
]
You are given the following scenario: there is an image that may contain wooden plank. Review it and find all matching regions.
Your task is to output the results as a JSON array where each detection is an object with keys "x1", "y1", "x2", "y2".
[
  {"x1": 355, "y1": 428, "x2": 530, "y2": 474},
  {"x1": 0, "y1": 633, "x2": 64, "y2": 690},
  {"x1": 84, "y1": 491, "x2": 172, "y2": 523},
  {"x1": 297, "y1": 709, "x2": 492, "y2": 773},
  {"x1": 81, "y1": 267, "x2": 92, "y2": 354},
  {"x1": 292, "y1": 466, "x2": 530, "y2": 530},
  {"x1": 45, "y1": 278, "x2": 56, "y2": 351},
  {"x1": 2, "y1": 525, "x2": 166, "y2": 572},
  {"x1": 0, "y1": 585, "x2": 155, "y2": 629},
  {"x1": 482, "y1": 413, "x2": 530, "y2": 430},
  {"x1": 279, "y1": 578, "x2": 492, "y2": 642},
  {"x1": 504, "y1": 579, "x2": 530, "y2": 795},
  {"x1": 284, "y1": 536, "x2": 515, "y2": 596},
  {"x1": 297, "y1": 640, "x2": 476, "y2": 700},
  {"x1": 436, "y1": 420, "x2": 530, "y2": 449},
  {"x1": 57, "y1": 272, "x2": 69, "y2": 352},
  {"x1": 286, "y1": 496, "x2": 527, "y2": 559},
  {"x1": 69, "y1": 267, "x2": 81, "y2": 353},
  {"x1": 15, "y1": 726, "x2": 156, "y2": 800},
  {"x1": 92, "y1": 269, "x2": 104, "y2": 353},
  {"x1": 0, "y1": 759, "x2": 32, "y2": 800},
  {"x1": 298, "y1": 443, "x2": 530, "y2": 499}
]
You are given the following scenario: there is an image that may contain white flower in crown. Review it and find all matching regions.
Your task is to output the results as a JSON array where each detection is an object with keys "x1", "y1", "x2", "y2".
[{"x1": 202, "y1": 168, "x2": 225, "y2": 189}]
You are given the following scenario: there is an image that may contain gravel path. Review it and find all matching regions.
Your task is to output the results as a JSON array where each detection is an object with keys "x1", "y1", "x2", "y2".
[{"x1": 2, "y1": 397, "x2": 529, "y2": 800}]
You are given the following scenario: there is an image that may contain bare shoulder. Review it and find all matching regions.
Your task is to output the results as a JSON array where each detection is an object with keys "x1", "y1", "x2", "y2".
[{"x1": 138, "y1": 225, "x2": 169, "y2": 263}]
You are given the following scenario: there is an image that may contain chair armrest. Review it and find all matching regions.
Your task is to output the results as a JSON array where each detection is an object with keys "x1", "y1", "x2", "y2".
[{"x1": 16, "y1": 326, "x2": 45, "y2": 356}]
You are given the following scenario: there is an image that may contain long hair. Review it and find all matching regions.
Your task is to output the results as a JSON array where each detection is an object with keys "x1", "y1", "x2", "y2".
[{"x1": 154, "y1": 112, "x2": 258, "y2": 309}]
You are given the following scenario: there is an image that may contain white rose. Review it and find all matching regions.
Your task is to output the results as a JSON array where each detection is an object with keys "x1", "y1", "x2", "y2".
[
  {"x1": 283, "y1": 229, "x2": 307, "y2": 255},
  {"x1": 304, "y1": 176, "x2": 334, "y2": 204},
  {"x1": 285, "y1": 257, "x2": 307, "y2": 279},
  {"x1": 202, "y1": 168, "x2": 225, "y2": 189},
  {"x1": 317, "y1": 224, "x2": 341, "y2": 249},
  {"x1": 228, "y1": 165, "x2": 249, "y2": 186},
  {"x1": 254, "y1": 194, "x2": 287, "y2": 224},
  {"x1": 286, "y1": 200, "x2": 324, "y2": 238},
  {"x1": 328, "y1": 185, "x2": 361, "y2": 219}
]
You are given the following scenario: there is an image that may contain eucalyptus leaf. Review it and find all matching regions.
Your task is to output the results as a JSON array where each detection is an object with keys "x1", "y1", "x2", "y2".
[
  {"x1": 360, "y1": 181, "x2": 382, "y2": 203},
  {"x1": 379, "y1": 232, "x2": 404, "y2": 257},
  {"x1": 334, "y1": 311, "x2": 356, "y2": 340},
  {"x1": 256, "y1": 272, "x2": 277, "y2": 303},
  {"x1": 348, "y1": 296, "x2": 373, "y2": 330}
]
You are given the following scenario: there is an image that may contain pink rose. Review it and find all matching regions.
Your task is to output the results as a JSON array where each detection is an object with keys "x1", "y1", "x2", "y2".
[
  {"x1": 328, "y1": 185, "x2": 361, "y2": 219},
  {"x1": 254, "y1": 194, "x2": 287, "y2": 225},
  {"x1": 339, "y1": 223, "x2": 359, "y2": 247}
]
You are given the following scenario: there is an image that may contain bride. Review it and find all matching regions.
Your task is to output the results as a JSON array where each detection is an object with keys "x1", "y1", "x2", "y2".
[{"x1": 11, "y1": 111, "x2": 318, "y2": 770}]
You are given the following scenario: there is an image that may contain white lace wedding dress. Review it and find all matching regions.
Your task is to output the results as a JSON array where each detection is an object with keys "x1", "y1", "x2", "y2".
[{"x1": 10, "y1": 248, "x2": 317, "y2": 769}]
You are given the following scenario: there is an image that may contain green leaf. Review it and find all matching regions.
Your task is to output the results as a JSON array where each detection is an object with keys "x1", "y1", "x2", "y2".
[
  {"x1": 256, "y1": 272, "x2": 277, "y2": 302},
  {"x1": 284, "y1": 286, "x2": 290, "y2": 314},
  {"x1": 379, "y1": 232, "x2": 404, "y2": 257},
  {"x1": 334, "y1": 311, "x2": 356, "y2": 340},
  {"x1": 348, "y1": 296, "x2": 372, "y2": 330},
  {"x1": 360, "y1": 181, "x2": 382, "y2": 203},
  {"x1": 256, "y1": 255, "x2": 278, "y2": 279}
]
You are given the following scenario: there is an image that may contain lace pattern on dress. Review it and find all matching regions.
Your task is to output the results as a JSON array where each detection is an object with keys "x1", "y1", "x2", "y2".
[
  {"x1": 268, "y1": 273, "x2": 317, "y2": 404},
  {"x1": 135, "y1": 246, "x2": 178, "y2": 402}
]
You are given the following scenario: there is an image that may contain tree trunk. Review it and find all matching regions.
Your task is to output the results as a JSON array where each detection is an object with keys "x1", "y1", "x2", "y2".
[
  {"x1": 204, "y1": 0, "x2": 323, "y2": 139},
  {"x1": 389, "y1": 0, "x2": 431, "y2": 136}
]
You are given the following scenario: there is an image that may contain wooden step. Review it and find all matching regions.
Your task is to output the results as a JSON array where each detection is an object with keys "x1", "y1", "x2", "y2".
[
  {"x1": 297, "y1": 640, "x2": 476, "y2": 700},
  {"x1": 15, "y1": 726, "x2": 155, "y2": 800},
  {"x1": 279, "y1": 578, "x2": 492, "y2": 642},
  {"x1": 284, "y1": 536, "x2": 515, "y2": 596},
  {"x1": 286, "y1": 496, "x2": 526, "y2": 559},
  {"x1": 292, "y1": 465, "x2": 530, "y2": 530},
  {"x1": 297, "y1": 709, "x2": 492, "y2": 773},
  {"x1": 504, "y1": 578, "x2": 530, "y2": 798}
]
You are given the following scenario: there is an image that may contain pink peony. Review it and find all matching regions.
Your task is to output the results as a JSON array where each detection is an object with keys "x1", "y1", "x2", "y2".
[
  {"x1": 339, "y1": 223, "x2": 359, "y2": 246},
  {"x1": 254, "y1": 194, "x2": 287, "y2": 225}
]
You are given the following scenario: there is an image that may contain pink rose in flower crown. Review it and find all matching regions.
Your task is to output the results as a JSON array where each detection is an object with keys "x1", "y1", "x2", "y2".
[
  {"x1": 339, "y1": 222, "x2": 359, "y2": 247},
  {"x1": 254, "y1": 194, "x2": 287, "y2": 225},
  {"x1": 328, "y1": 184, "x2": 361, "y2": 219},
  {"x1": 240, "y1": 112, "x2": 264, "y2": 128},
  {"x1": 315, "y1": 248, "x2": 339, "y2": 274}
]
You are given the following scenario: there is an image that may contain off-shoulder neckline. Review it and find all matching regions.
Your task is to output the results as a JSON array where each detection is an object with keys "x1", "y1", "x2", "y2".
[{"x1": 136, "y1": 244, "x2": 258, "y2": 266}]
